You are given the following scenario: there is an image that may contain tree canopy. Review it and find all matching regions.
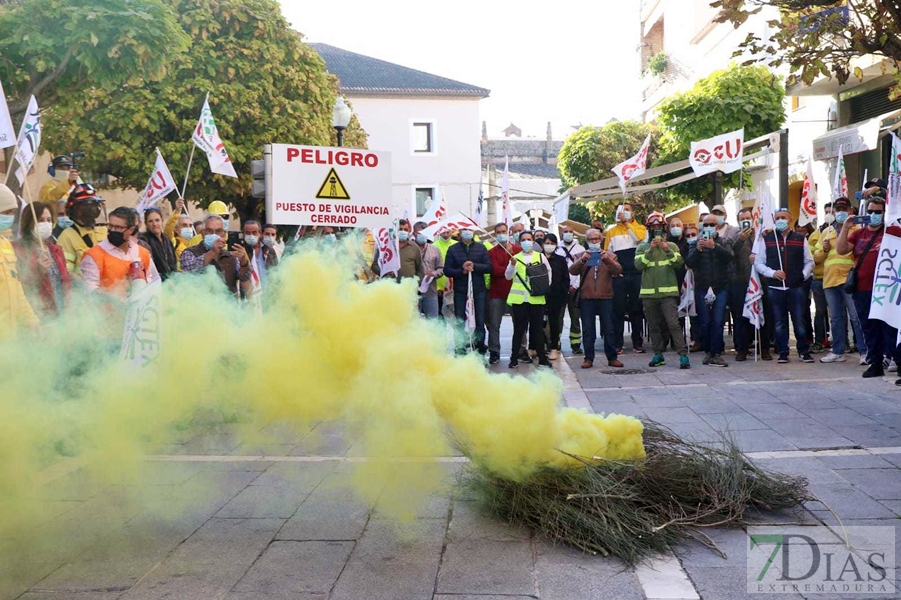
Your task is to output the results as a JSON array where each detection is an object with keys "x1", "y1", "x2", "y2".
[
  {"x1": 37, "y1": 0, "x2": 367, "y2": 222},
  {"x1": 0, "y1": 0, "x2": 189, "y2": 116},
  {"x1": 715, "y1": 0, "x2": 901, "y2": 96}
]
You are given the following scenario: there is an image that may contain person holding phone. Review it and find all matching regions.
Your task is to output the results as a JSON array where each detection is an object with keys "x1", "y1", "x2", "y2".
[
  {"x1": 181, "y1": 214, "x2": 253, "y2": 298},
  {"x1": 570, "y1": 228, "x2": 622, "y2": 369}
]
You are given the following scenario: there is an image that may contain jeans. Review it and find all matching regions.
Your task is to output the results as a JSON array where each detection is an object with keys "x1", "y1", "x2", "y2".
[
  {"x1": 644, "y1": 296, "x2": 687, "y2": 356},
  {"x1": 580, "y1": 299, "x2": 617, "y2": 363},
  {"x1": 486, "y1": 298, "x2": 507, "y2": 355},
  {"x1": 695, "y1": 287, "x2": 729, "y2": 356},
  {"x1": 512, "y1": 302, "x2": 546, "y2": 362},
  {"x1": 613, "y1": 273, "x2": 644, "y2": 350},
  {"x1": 728, "y1": 281, "x2": 751, "y2": 354},
  {"x1": 454, "y1": 289, "x2": 486, "y2": 352},
  {"x1": 853, "y1": 290, "x2": 899, "y2": 367},
  {"x1": 769, "y1": 287, "x2": 811, "y2": 357},
  {"x1": 824, "y1": 286, "x2": 866, "y2": 356},
  {"x1": 811, "y1": 279, "x2": 828, "y2": 345},
  {"x1": 419, "y1": 295, "x2": 439, "y2": 318},
  {"x1": 546, "y1": 295, "x2": 567, "y2": 352}
]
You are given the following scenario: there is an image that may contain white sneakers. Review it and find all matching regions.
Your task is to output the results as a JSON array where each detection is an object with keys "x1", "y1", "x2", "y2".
[
  {"x1": 860, "y1": 355, "x2": 869, "y2": 366},
  {"x1": 820, "y1": 353, "x2": 846, "y2": 363},
  {"x1": 889, "y1": 360, "x2": 898, "y2": 373}
]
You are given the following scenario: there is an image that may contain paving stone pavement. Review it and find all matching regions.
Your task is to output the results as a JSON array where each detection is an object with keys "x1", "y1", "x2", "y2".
[{"x1": 3, "y1": 325, "x2": 901, "y2": 600}]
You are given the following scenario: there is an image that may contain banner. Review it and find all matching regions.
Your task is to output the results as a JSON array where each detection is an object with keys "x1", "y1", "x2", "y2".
[
  {"x1": 192, "y1": 96, "x2": 237, "y2": 178},
  {"x1": 870, "y1": 232, "x2": 901, "y2": 332},
  {"x1": 421, "y1": 190, "x2": 447, "y2": 228},
  {"x1": 887, "y1": 133, "x2": 901, "y2": 226},
  {"x1": 501, "y1": 156, "x2": 513, "y2": 227},
  {"x1": 742, "y1": 269, "x2": 765, "y2": 329},
  {"x1": 553, "y1": 193, "x2": 570, "y2": 226},
  {"x1": 612, "y1": 134, "x2": 650, "y2": 194},
  {"x1": 14, "y1": 95, "x2": 41, "y2": 185},
  {"x1": 689, "y1": 128, "x2": 744, "y2": 176},
  {"x1": 120, "y1": 279, "x2": 162, "y2": 368},
  {"x1": 678, "y1": 268, "x2": 696, "y2": 318},
  {"x1": 374, "y1": 226, "x2": 400, "y2": 278},
  {"x1": 421, "y1": 212, "x2": 482, "y2": 241},
  {"x1": 832, "y1": 145, "x2": 849, "y2": 201},
  {"x1": 465, "y1": 273, "x2": 476, "y2": 332},
  {"x1": 798, "y1": 157, "x2": 818, "y2": 226},
  {"x1": 137, "y1": 149, "x2": 177, "y2": 212},
  {"x1": 0, "y1": 79, "x2": 15, "y2": 149}
]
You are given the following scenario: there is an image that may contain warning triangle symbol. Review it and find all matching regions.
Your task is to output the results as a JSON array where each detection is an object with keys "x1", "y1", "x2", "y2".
[{"x1": 315, "y1": 168, "x2": 350, "y2": 200}]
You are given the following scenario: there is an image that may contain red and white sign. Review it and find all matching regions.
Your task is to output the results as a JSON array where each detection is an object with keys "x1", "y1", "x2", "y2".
[
  {"x1": 420, "y1": 212, "x2": 483, "y2": 241},
  {"x1": 267, "y1": 144, "x2": 392, "y2": 228},
  {"x1": 374, "y1": 226, "x2": 400, "y2": 278},
  {"x1": 799, "y1": 158, "x2": 818, "y2": 226},
  {"x1": 689, "y1": 129, "x2": 744, "y2": 176},
  {"x1": 742, "y1": 269, "x2": 765, "y2": 330},
  {"x1": 421, "y1": 191, "x2": 447, "y2": 228},
  {"x1": 612, "y1": 134, "x2": 650, "y2": 194},
  {"x1": 137, "y1": 149, "x2": 177, "y2": 211}
]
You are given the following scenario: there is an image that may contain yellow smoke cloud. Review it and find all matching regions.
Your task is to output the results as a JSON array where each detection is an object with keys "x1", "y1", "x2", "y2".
[{"x1": 0, "y1": 239, "x2": 643, "y2": 534}]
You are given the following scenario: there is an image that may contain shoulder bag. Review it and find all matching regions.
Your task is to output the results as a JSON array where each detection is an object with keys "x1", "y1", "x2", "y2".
[{"x1": 843, "y1": 231, "x2": 880, "y2": 294}]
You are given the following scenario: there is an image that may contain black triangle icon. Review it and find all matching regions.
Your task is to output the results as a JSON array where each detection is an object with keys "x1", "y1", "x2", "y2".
[{"x1": 315, "y1": 168, "x2": 350, "y2": 200}]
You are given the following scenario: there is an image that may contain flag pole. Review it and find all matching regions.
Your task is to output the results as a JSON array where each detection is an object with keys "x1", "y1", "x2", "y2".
[{"x1": 181, "y1": 92, "x2": 209, "y2": 199}]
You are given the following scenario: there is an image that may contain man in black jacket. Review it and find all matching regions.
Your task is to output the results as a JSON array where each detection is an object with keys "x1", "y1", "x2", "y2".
[
  {"x1": 728, "y1": 208, "x2": 757, "y2": 361},
  {"x1": 686, "y1": 214, "x2": 734, "y2": 367},
  {"x1": 444, "y1": 225, "x2": 493, "y2": 354}
]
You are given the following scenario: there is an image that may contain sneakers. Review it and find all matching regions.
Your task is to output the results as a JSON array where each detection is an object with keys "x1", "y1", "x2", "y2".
[
  {"x1": 862, "y1": 365, "x2": 885, "y2": 378},
  {"x1": 680, "y1": 355, "x2": 691, "y2": 370},
  {"x1": 889, "y1": 360, "x2": 898, "y2": 373},
  {"x1": 735, "y1": 352, "x2": 747, "y2": 362},
  {"x1": 708, "y1": 355, "x2": 728, "y2": 367},
  {"x1": 571, "y1": 346, "x2": 584, "y2": 355},
  {"x1": 538, "y1": 358, "x2": 552, "y2": 368},
  {"x1": 581, "y1": 360, "x2": 593, "y2": 369},
  {"x1": 860, "y1": 355, "x2": 869, "y2": 366},
  {"x1": 777, "y1": 354, "x2": 789, "y2": 364},
  {"x1": 820, "y1": 352, "x2": 846, "y2": 363},
  {"x1": 608, "y1": 359, "x2": 624, "y2": 368},
  {"x1": 518, "y1": 348, "x2": 530, "y2": 362},
  {"x1": 649, "y1": 354, "x2": 666, "y2": 367},
  {"x1": 810, "y1": 343, "x2": 824, "y2": 355},
  {"x1": 508, "y1": 360, "x2": 518, "y2": 369},
  {"x1": 702, "y1": 354, "x2": 711, "y2": 365},
  {"x1": 548, "y1": 349, "x2": 560, "y2": 361},
  {"x1": 800, "y1": 354, "x2": 815, "y2": 363},
  {"x1": 634, "y1": 347, "x2": 647, "y2": 354},
  {"x1": 489, "y1": 352, "x2": 500, "y2": 365}
]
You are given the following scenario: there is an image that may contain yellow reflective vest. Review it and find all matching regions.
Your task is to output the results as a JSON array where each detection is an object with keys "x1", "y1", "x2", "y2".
[
  {"x1": 634, "y1": 241, "x2": 683, "y2": 298},
  {"x1": 507, "y1": 251, "x2": 546, "y2": 306},
  {"x1": 814, "y1": 224, "x2": 859, "y2": 289},
  {"x1": 0, "y1": 236, "x2": 39, "y2": 339},
  {"x1": 57, "y1": 223, "x2": 108, "y2": 279}
]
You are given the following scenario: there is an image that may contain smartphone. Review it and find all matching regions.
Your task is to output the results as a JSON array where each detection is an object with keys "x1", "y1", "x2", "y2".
[
  {"x1": 740, "y1": 220, "x2": 752, "y2": 230},
  {"x1": 701, "y1": 229, "x2": 713, "y2": 240},
  {"x1": 852, "y1": 215, "x2": 871, "y2": 225},
  {"x1": 855, "y1": 191, "x2": 863, "y2": 201}
]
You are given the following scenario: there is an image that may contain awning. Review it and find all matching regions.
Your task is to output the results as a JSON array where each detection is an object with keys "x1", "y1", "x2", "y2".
[{"x1": 812, "y1": 109, "x2": 901, "y2": 161}]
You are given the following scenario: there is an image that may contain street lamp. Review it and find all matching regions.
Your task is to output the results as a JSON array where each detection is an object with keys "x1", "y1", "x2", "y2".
[{"x1": 332, "y1": 96, "x2": 352, "y2": 147}]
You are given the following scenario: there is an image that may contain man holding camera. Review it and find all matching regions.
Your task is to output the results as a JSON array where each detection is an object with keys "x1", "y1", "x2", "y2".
[
  {"x1": 686, "y1": 213, "x2": 734, "y2": 367},
  {"x1": 40, "y1": 155, "x2": 81, "y2": 205},
  {"x1": 181, "y1": 214, "x2": 253, "y2": 298}
]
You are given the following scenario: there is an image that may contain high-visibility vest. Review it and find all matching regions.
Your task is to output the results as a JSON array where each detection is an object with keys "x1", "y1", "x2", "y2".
[
  {"x1": 507, "y1": 251, "x2": 546, "y2": 306},
  {"x1": 83, "y1": 244, "x2": 152, "y2": 299}
]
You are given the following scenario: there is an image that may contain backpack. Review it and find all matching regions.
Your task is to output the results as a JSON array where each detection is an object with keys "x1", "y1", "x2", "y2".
[{"x1": 515, "y1": 255, "x2": 550, "y2": 297}]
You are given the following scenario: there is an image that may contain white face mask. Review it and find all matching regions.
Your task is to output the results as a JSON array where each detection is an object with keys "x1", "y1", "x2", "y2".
[
  {"x1": 36, "y1": 221, "x2": 54, "y2": 240},
  {"x1": 52, "y1": 169, "x2": 69, "y2": 182}
]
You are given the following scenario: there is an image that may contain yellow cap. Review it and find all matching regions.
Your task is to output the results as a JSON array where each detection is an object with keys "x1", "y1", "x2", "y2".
[{"x1": 208, "y1": 200, "x2": 229, "y2": 216}]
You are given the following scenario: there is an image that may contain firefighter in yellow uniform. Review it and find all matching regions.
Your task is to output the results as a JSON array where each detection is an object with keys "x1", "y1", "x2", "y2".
[
  {"x1": 161, "y1": 197, "x2": 195, "y2": 267},
  {"x1": 0, "y1": 184, "x2": 39, "y2": 338},
  {"x1": 39, "y1": 155, "x2": 79, "y2": 204},
  {"x1": 56, "y1": 183, "x2": 107, "y2": 281}
]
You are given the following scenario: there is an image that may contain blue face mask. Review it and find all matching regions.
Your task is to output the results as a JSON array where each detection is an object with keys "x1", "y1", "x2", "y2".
[
  {"x1": 324, "y1": 233, "x2": 337, "y2": 243},
  {"x1": 562, "y1": 232, "x2": 574, "y2": 243},
  {"x1": 670, "y1": 227, "x2": 683, "y2": 238},
  {"x1": 496, "y1": 233, "x2": 508, "y2": 244},
  {"x1": 57, "y1": 216, "x2": 74, "y2": 230},
  {"x1": 512, "y1": 232, "x2": 521, "y2": 244},
  {"x1": 587, "y1": 242, "x2": 601, "y2": 252},
  {"x1": 415, "y1": 233, "x2": 427, "y2": 245},
  {"x1": 775, "y1": 219, "x2": 789, "y2": 232},
  {"x1": 869, "y1": 212, "x2": 884, "y2": 227},
  {"x1": 834, "y1": 211, "x2": 849, "y2": 224},
  {"x1": 461, "y1": 230, "x2": 474, "y2": 242},
  {"x1": 0, "y1": 214, "x2": 14, "y2": 232},
  {"x1": 687, "y1": 237, "x2": 698, "y2": 245},
  {"x1": 716, "y1": 216, "x2": 725, "y2": 226},
  {"x1": 180, "y1": 227, "x2": 195, "y2": 240},
  {"x1": 221, "y1": 218, "x2": 229, "y2": 232},
  {"x1": 244, "y1": 235, "x2": 259, "y2": 247},
  {"x1": 520, "y1": 240, "x2": 533, "y2": 253},
  {"x1": 397, "y1": 230, "x2": 410, "y2": 242},
  {"x1": 203, "y1": 234, "x2": 221, "y2": 250}
]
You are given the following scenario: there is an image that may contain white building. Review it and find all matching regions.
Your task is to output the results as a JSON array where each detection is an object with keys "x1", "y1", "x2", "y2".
[{"x1": 311, "y1": 44, "x2": 489, "y2": 220}]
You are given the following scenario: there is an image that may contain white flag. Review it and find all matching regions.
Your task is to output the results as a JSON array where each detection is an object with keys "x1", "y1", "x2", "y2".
[
  {"x1": 421, "y1": 212, "x2": 483, "y2": 241},
  {"x1": 832, "y1": 145, "x2": 849, "y2": 202},
  {"x1": 374, "y1": 226, "x2": 401, "y2": 278},
  {"x1": 612, "y1": 134, "x2": 650, "y2": 194},
  {"x1": 752, "y1": 185, "x2": 777, "y2": 235},
  {"x1": 798, "y1": 157, "x2": 818, "y2": 226},
  {"x1": 887, "y1": 134, "x2": 901, "y2": 226},
  {"x1": 501, "y1": 156, "x2": 513, "y2": 228},
  {"x1": 553, "y1": 193, "x2": 570, "y2": 226},
  {"x1": 678, "y1": 268, "x2": 696, "y2": 318},
  {"x1": 192, "y1": 95, "x2": 238, "y2": 178},
  {"x1": 120, "y1": 279, "x2": 162, "y2": 368},
  {"x1": 870, "y1": 232, "x2": 901, "y2": 331},
  {"x1": 14, "y1": 95, "x2": 41, "y2": 185},
  {"x1": 742, "y1": 269, "x2": 765, "y2": 330},
  {"x1": 0, "y1": 80, "x2": 15, "y2": 149},
  {"x1": 464, "y1": 273, "x2": 476, "y2": 332},
  {"x1": 421, "y1": 189, "x2": 447, "y2": 228},
  {"x1": 137, "y1": 149, "x2": 178, "y2": 211},
  {"x1": 688, "y1": 128, "x2": 744, "y2": 176}
]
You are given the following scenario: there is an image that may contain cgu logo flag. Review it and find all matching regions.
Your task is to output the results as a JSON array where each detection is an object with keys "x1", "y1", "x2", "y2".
[
  {"x1": 375, "y1": 226, "x2": 401, "y2": 279},
  {"x1": 689, "y1": 128, "x2": 744, "y2": 176},
  {"x1": 612, "y1": 134, "x2": 651, "y2": 194},
  {"x1": 137, "y1": 150, "x2": 177, "y2": 212},
  {"x1": 742, "y1": 269, "x2": 765, "y2": 329}
]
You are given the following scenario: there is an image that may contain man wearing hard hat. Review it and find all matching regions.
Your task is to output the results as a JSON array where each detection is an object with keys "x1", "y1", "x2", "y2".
[
  {"x1": 56, "y1": 183, "x2": 108, "y2": 280},
  {"x1": 39, "y1": 155, "x2": 81, "y2": 205},
  {"x1": 0, "y1": 184, "x2": 39, "y2": 338}
]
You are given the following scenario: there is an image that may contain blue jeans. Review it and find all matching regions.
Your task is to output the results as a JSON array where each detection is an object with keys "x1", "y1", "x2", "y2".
[
  {"x1": 769, "y1": 287, "x2": 811, "y2": 357},
  {"x1": 419, "y1": 295, "x2": 439, "y2": 318},
  {"x1": 454, "y1": 289, "x2": 486, "y2": 351},
  {"x1": 694, "y1": 287, "x2": 729, "y2": 356},
  {"x1": 824, "y1": 286, "x2": 866, "y2": 356},
  {"x1": 853, "y1": 290, "x2": 899, "y2": 366},
  {"x1": 580, "y1": 299, "x2": 617, "y2": 363}
]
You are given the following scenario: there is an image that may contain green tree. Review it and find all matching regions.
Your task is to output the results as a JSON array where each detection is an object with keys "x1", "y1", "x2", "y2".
[
  {"x1": 715, "y1": 1, "x2": 901, "y2": 96},
  {"x1": 41, "y1": 0, "x2": 367, "y2": 222},
  {"x1": 558, "y1": 120, "x2": 667, "y2": 221},
  {"x1": 0, "y1": 0, "x2": 189, "y2": 116},
  {"x1": 655, "y1": 64, "x2": 785, "y2": 203},
  {"x1": 567, "y1": 203, "x2": 591, "y2": 224}
]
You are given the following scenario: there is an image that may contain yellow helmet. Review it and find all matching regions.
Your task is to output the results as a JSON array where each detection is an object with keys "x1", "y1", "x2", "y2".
[{"x1": 208, "y1": 200, "x2": 229, "y2": 216}]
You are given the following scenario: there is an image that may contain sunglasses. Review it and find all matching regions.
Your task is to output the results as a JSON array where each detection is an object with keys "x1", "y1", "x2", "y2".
[{"x1": 867, "y1": 210, "x2": 884, "y2": 215}]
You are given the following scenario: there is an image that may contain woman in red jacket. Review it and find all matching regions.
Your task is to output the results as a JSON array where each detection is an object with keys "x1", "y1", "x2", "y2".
[{"x1": 14, "y1": 201, "x2": 71, "y2": 317}]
